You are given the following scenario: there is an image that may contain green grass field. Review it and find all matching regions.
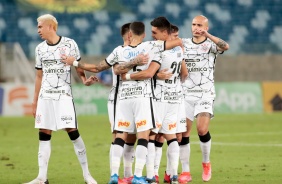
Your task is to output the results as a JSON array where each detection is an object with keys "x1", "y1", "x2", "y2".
[{"x1": 1, "y1": 113, "x2": 282, "y2": 184}]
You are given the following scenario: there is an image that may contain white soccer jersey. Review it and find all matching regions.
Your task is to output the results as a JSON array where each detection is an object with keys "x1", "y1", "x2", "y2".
[
  {"x1": 118, "y1": 41, "x2": 165, "y2": 100},
  {"x1": 182, "y1": 38, "x2": 223, "y2": 100},
  {"x1": 105, "y1": 45, "x2": 124, "y2": 103},
  {"x1": 35, "y1": 36, "x2": 80, "y2": 100},
  {"x1": 153, "y1": 46, "x2": 184, "y2": 103}
]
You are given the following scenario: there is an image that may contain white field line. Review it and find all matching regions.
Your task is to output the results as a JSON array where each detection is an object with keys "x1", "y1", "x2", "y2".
[
  {"x1": 189, "y1": 142, "x2": 282, "y2": 147},
  {"x1": 210, "y1": 131, "x2": 282, "y2": 137}
]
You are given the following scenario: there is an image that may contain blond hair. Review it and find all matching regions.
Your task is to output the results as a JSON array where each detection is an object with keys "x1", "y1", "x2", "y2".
[{"x1": 37, "y1": 14, "x2": 58, "y2": 31}]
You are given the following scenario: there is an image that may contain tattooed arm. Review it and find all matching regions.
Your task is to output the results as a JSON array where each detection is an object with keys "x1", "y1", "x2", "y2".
[
  {"x1": 198, "y1": 29, "x2": 229, "y2": 51},
  {"x1": 61, "y1": 56, "x2": 111, "y2": 73},
  {"x1": 206, "y1": 33, "x2": 229, "y2": 51},
  {"x1": 113, "y1": 53, "x2": 149, "y2": 75}
]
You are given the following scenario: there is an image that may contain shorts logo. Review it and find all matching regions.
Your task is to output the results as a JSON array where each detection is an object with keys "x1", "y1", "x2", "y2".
[
  {"x1": 136, "y1": 120, "x2": 147, "y2": 129},
  {"x1": 180, "y1": 119, "x2": 186, "y2": 124},
  {"x1": 118, "y1": 121, "x2": 130, "y2": 127},
  {"x1": 61, "y1": 116, "x2": 72, "y2": 121},
  {"x1": 36, "y1": 114, "x2": 42, "y2": 124},
  {"x1": 168, "y1": 122, "x2": 176, "y2": 130}
]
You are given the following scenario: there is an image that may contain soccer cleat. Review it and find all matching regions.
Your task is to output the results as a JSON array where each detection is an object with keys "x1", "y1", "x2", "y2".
[
  {"x1": 170, "y1": 175, "x2": 179, "y2": 184},
  {"x1": 163, "y1": 171, "x2": 170, "y2": 183},
  {"x1": 131, "y1": 175, "x2": 147, "y2": 184},
  {"x1": 178, "y1": 172, "x2": 192, "y2": 183},
  {"x1": 202, "y1": 162, "x2": 212, "y2": 182},
  {"x1": 119, "y1": 176, "x2": 133, "y2": 184},
  {"x1": 145, "y1": 176, "x2": 157, "y2": 184},
  {"x1": 155, "y1": 175, "x2": 159, "y2": 183},
  {"x1": 108, "y1": 174, "x2": 119, "y2": 184},
  {"x1": 23, "y1": 178, "x2": 49, "y2": 184},
  {"x1": 84, "y1": 173, "x2": 97, "y2": 184}
]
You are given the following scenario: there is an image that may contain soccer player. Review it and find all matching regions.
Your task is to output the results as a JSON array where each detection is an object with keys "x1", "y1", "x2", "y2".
[
  {"x1": 153, "y1": 23, "x2": 188, "y2": 184},
  {"x1": 61, "y1": 23, "x2": 149, "y2": 183},
  {"x1": 109, "y1": 21, "x2": 182, "y2": 184},
  {"x1": 24, "y1": 14, "x2": 98, "y2": 184},
  {"x1": 181, "y1": 15, "x2": 229, "y2": 182}
]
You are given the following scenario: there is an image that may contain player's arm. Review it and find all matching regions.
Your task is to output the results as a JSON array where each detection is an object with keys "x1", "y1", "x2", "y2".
[
  {"x1": 180, "y1": 59, "x2": 188, "y2": 82},
  {"x1": 75, "y1": 67, "x2": 99, "y2": 86},
  {"x1": 200, "y1": 30, "x2": 229, "y2": 51},
  {"x1": 164, "y1": 38, "x2": 183, "y2": 50},
  {"x1": 155, "y1": 68, "x2": 172, "y2": 80},
  {"x1": 121, "y1": 61, "x2": 160, "y2": 81},
  {"x1": 113, "y1": 54, "x2": 149, "y2": 75},
  {"x1": 62, "y1": 56, "x2": 111, "y2": 73},
  {"x1": 32, "y1": 69, "x2": 42, "y2": 118}
]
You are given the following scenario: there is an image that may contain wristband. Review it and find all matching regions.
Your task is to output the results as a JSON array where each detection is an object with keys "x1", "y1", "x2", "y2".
[
  {"x1": 125, "y1": 73, "x2": 131, "y2": 80},
  {"x1": 73, "y1": 60, "x2": 79, "y2": 67}
]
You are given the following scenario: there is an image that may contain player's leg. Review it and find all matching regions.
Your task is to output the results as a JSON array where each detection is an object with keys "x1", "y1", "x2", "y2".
[
  {"x1": 195, "y1": 99, "x2": 214, "y2": 182},
  {"x1": 24, "y1": 98, "x2": 56, "y2": 184},
  {"x1": 122, "y1": 133, "x2": 136, "y2": 181},
  {"x1": 107, "y1": 99, "x2": 116, "y2": 174},
  {"x1": 146, "y1": 132, "x2": 157, "y2": 183},
  {"x1": 159, "y1": 103, "x2": 179, "y2": 183},
  {"x1": 177, "y1": 99, "x2": 195, "y2": 183},
  {"x1": 110, "y1": 99, "x2": 133, "y2": 183},
  {"x1": 154, "y1": 133, "x2": 165, "y2": 182},
  {"x1": 132, "y1": 97, "x2": 154, "y2": 184}
]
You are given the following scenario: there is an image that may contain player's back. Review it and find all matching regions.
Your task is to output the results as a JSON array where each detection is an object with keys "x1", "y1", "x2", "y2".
[{"x1": 118, "y1": 41, "x2": 164, "y2": 100}]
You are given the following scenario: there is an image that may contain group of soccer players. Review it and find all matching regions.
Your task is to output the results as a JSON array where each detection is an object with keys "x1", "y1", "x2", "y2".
[{"x1": 25, "y1": 13, "x2": 229, "y2": 184}]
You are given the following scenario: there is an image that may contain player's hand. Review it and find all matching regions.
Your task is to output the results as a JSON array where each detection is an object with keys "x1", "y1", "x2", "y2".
[
  {"x1": 157, "y1": 68, "x2": 172, "y2": 80},
  {"x1": 84, "y1": 75, "x2": 99, "y2": 86},
  {"x1": 136, "y1": 53, "x2": 149, "y2": 66},
  {"x1": 61, "y1": 55, "x2": 76, "y2": 66},
  {"x1": 196, "y1": 29, "x2": 209, "y2": 37},
  {"x1": 32, "y1": 102, "x2": 37, "y2": 118}
]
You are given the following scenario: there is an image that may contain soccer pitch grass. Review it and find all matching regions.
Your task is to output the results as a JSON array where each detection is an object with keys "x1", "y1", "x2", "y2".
[{"x1": 1, "y1": 113, "x2": 282, "y2": 184}]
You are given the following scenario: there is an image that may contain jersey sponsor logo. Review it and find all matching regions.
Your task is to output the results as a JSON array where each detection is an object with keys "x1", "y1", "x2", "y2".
[
  {"x1": 168, "y1": 122, "x2": 176, "y2": 130},
  {"x1": 44, "y1": 68, "x2": 65, "y2": 74},
  {"x1": 43, "y1": 60, "x2": 58, "y2": 66},
  {"x1": 118, "y1": 121, "x2": 130, "y2": 128},
  {"x1": 121, "y1": 86, "x2": 143, "y2": 97},
  {"x1": 123, "y1": 48, "x2": 145, "y2": 60},
  {"x1": 136, "y1": 120, "x2": 147, "y2": 129}
]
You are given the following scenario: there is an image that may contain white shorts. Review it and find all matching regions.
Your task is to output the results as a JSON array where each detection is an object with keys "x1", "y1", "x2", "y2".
[
  {"x1": 114, "y1": 97, "x2": 155, "y2": 133},
  {"x1": 184, "y1": 97, "x2": 214, "y2": 121},
  {"x1": 35, "y1": 98, "x2": 77, "y2": 131},
  {"x1": 153, "y1": 101, "x2": 178, "y2": 134},
  {"x1": 176, "y1": 100, "x2": 187, "y2": 133},
  {"x1": 107, "y1": 100, "x2": 115, "y2": 133}
]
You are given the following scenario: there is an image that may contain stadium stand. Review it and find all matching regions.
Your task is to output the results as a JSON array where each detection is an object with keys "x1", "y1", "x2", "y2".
[{"x1": 0, "y1": 0, "x2": 281, "y2": 58}]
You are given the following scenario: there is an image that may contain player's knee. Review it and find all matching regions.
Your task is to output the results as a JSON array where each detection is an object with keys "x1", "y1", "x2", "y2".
[
  {"x1": 39, "y1": 132, "x2": 51, "y2": 141},
  {"x1": 155, "y1": 140, "x2": 163, "y2": 148},
  {"x1": 114, "y1": 138, "x2": 125, "y2": 147},
  {"x1": 180, "y1": 136, "x2": 190, "y2": 145},
  {"x1": 68, "y1": 130, "x2": 80, "y2": 140},
  {"x1": 167, "y1": 138, "x2": 177, "y2": 146},
  {"x1": 199, "y1": 131, "x2": 211, "y2": 143},
  {"x1": 137, "y1": 138, "x2": 148, "y2": 148}
]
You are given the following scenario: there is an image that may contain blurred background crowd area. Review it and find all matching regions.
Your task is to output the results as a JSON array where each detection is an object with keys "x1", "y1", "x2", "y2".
[
  {"x1": 0, "y1": 0, "x2": 282, "y2": 116},
  {"x1": 0, "y1": 0, "x2": 282, "y2": 57}
]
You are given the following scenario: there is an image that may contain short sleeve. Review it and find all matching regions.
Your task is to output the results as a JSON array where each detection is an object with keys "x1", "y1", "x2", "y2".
[
  {"x1": 35, "y1": 45, "x2": 42, "y2": 69},
  {"x1": 105, "y1": 46, "x2": 122, "y2": 66}
]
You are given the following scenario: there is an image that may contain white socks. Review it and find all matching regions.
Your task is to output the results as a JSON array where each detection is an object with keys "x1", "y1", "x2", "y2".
[
  {"x1": 167, "y1": 140, "x2": 179, "y2": 176},
  {"x1": 179, "y1": 143, "x2": 191, "y2": 172},
  {"x1": 123, "y1": 144, "x2": 135, "y2": 177},
  {"x1": 154, "y1": 146, "x2": 163, "y2": 176},
  {"x1": 146, "y1": 142, "x2": 155, "y2": 179},
  {"x1": 134, "y1": 145, "x2": 148, "y2": 177},
  {"x1": 200, "y1": 139, "x2": 211, "y2": 163},
  {"x1": 37, "y1": 141, "x2": 51, "y2": 181},
  {"x1": 72, "y1": 136, "x2": 90, "y2": 176}
]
